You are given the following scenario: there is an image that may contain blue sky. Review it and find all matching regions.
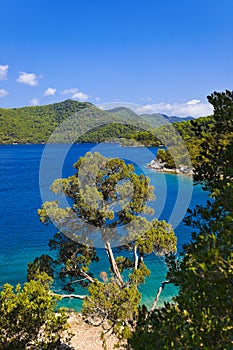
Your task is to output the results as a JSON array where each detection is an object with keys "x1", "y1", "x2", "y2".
[{"x1": 0, "y1": 0, "x2": 232, "y2": 116}]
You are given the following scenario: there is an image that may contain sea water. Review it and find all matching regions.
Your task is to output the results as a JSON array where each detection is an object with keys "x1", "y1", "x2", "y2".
[{"x1": 0, "y1": 144, "x2": 208, "y2": 310}]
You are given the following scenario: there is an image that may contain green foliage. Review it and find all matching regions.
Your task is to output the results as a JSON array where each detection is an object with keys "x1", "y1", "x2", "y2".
[
  {"x1": 153, "y1": 115, "x2": 216, "y2": 169},
  {"x1": 129, "y1": 90, "x2": 233, "y2": 349},
  {"x1": 82, "y1": 281, "x2": 140, "y2": 340},
  {"x1": 34, "y1": 152, "x2": 176, "y2": 344},
  {"x1": 156, "y1": 149, "x2": 175, "y2": 168},
  {"x1": 77, "y1": 123, "x2": 139, "y2": 143},
  {"x1": 0, "y1": 100, "x2": 194, "y2": 145},
  {"x1": 0, "y1": 99, "x2": 92, "y2": 144},
  {"x1": 27, "y1": 254, "x2": 55, "y2": 281},
  {"x1": 0, "y1": 101, "x2": 149, "y2": 144},
  {"x1": 127, "y1": 130, "x2": 161, "y2": 147},
  {"x1": 0, "y1": 273, "x2": 69, "y2": 349}
]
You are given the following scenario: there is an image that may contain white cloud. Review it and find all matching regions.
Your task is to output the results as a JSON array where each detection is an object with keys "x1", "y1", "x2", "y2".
[
  {"x1": 0, "y1": 89, "x2": 8, "y2": 97},
  {"x1": 140, "y1": 97, "x2": 152, "y2": 101},
  {"x1": 72, "y1": 91, "x2": 89, "y2": 101},
  {"x1": 44, "y1": 87, "x2": 56, "y2": 96},
  {"x1": 60, "y1": 88, "x2": 79, "y2": 95},
  {"x1": 30, "y1": 98, "x2": 39, "y2": 106},
  {"x1": 17, "y1": 72, "x2": 39, "y2": 86},
  {"x1": 187, "y1": 99, "x2": 200, "y2": 105},
  {"x1": 0, "y1": 65, "x2": 9, "y2": 80},
  {"x1": 60, "y1": 87, "x2": 89, "y2": 101},
  {"x1": 95, "y1": 97, "x2": 101, "y2": 102},
  {"x1": 136, "y1": 100, "x2": 213, "y2": 118}
]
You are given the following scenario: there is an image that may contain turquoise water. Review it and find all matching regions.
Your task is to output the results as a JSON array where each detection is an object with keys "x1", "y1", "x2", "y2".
[{"x1": 0, "y1": 144, "x2": 208, "y2": 310}]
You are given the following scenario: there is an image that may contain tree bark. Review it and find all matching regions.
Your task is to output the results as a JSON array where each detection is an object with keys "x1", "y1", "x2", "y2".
[
  {"x1": 80, "y1": 269, "x2": 95, "y2": 283},
  {"x1": 150, "y1": 280, "x2": 171, "y2": 311},
  {"x1": 134, "y1": 245, "x2": 139, "y2": 270},
  {"x1": 60, "y1": 294, "x2": 86, "y2": 300},
  {"x1": 104, "y1": 240, "x2": 124, "y2": 287}
]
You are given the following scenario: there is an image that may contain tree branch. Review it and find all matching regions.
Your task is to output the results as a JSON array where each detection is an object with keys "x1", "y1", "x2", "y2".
[
  {"x1": 104, "y1": 240, "x2": 124, "y2": 287},
  {"x1": 150, "y1": 280, "x2": 171, "y2": 311},
  {"x1": 59, "y1": 294, "x2": 86, "y2": 300},
  {"x1": 80, "y1": 269, "x2": 95, "y2": 283},
  {"x1": 134, "y1": 245, "x2": 139, "y2": 270}
]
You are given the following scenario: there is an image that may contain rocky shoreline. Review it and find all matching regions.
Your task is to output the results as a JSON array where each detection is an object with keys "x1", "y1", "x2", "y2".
[{"x1": 147, "y1": 159, "x2": 193, "y2": 176}]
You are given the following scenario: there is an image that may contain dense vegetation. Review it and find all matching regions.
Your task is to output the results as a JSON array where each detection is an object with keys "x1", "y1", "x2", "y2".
[
  {"x1": 129, "y1": 90, "x2": 233, "y2": 349},
  {"x1": 0, "y1": 273, "x2": 70, "y2": 349},
  {"x1": 108, "y1": 107, "x2": 193, "y2": 127},
  {"x1": 77, "y1": 123, "x2": 140, "y2": 143},
  {"x1": 77, "y1": 125, "x2": 162, "y2": 147},
  {"x1": 0, "y1": 99, "x2": 92, "y2": 144},
  {"x1": 31, "y1": 152, "x2": 176, "y2": 344},
  {"x1": 1, "y1": 91, "x2": 232, "y2": 349},
  {"x1": 0, "y1": 100, "x2": 193, "y2": 144},
  {"x1": 153, "y1": 114, "x2": 233, "y2": 170}
]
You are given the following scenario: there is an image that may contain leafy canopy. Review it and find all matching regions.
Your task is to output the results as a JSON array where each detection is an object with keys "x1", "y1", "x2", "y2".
[
  {"x1": 0, "y1": 273, "x2": 69, "y2": 350},
  {"x1": 33, "y1": 152, "x2": 177, "y2": 341},
  {"x1": 129, "y1": 90, "x2": 233, "y2": 350}
]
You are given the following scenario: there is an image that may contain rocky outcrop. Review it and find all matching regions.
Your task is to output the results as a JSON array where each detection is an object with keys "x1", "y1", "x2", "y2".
[{"x1": 147, "y1": 159, "x2": 193, "y2": 176}]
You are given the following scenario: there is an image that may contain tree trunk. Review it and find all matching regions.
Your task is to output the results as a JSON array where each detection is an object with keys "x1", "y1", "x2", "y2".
[
  {"x1": 80, "y1": 269, "x2": 95, "y2": 283},
  {"x1": 60, "y1": 294, "x2": 86, "y2": 300},
  {"x1": 104, "y1": 240, "x2": 124, "y2": 287},
  {"x1": 150, "y1": 280, "x2": 170, "y2": 311},
  {"x1": 134, "y1": 245, "x2": 139, "y2": 270}
]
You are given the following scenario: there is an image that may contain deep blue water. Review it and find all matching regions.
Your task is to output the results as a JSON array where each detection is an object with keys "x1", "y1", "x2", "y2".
[{"x1": 0, "y1": 144, "x2": 208, "y2": 310}]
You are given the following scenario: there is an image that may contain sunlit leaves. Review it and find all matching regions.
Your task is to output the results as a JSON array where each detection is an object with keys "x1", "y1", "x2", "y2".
[{"x1": 0, "y1": 273, "x2": 69, "y2": 349}]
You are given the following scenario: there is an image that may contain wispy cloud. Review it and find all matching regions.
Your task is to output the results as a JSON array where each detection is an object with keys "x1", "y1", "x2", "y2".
[
  {"x1": 17, "y1": 72, "x2": 40, "y2": 86},
  {"x1": 136, "y1": 99, "x2": 213, "y2": 117},
  {"x1": 44, "y1": 87, "x2": 56, "y2": 96},
  {"x1": 30, "y1": 98, "x2": 39, "y2": 106},
  {"x1": 0, "y1": 89, "x2": 8, "y2": 97},
  {"x1": 140, "y1": 97, "x2": 152, "y2": 101},
  {"x1": 0, "y1": 65, "x2": 9, "y2": 80},
  {"x1": 60, "y1": 88, "x2": 79, "y2": 95}
]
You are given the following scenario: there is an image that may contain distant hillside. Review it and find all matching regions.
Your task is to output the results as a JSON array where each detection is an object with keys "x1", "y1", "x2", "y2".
[
  {"x1": 107, "y1": 107, "x2": 194, "y2": 128},
  {"x1": 107, "y1": 107, "x2": 138, "y2": 119},
  {"x1": 0, "y1": 100, "x2": 93, "y2": 144},
  {"x1": 0, "y1": 101, "x2": 194, "y2": 144},
  {"x1": 0, "y1": 100, "x2": 149, "y2": 144}
]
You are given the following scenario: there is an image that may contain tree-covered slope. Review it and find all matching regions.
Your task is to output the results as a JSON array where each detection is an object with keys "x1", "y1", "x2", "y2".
[
  {"x1": 0, "y1": 100, "x2": 93, "y2": 144},
  {"x1": 153, "y1": 115, "x2": 219, "y2": 169},
  {"x1": 107, "y1": 107, "x2": 194, "y2": 129},
  {"x1": 0, "y1": 101, "x2": 152, "y2": 144},
  {"x1": 0, "y1": 100, "x2": 195, "y2": 144},
  {"x1": 129, "y1": 89, "x2": 233, "y2": 350}
]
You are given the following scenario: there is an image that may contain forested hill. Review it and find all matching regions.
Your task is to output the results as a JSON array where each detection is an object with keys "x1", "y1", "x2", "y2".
[
  {"x1": 0, "y1": 100, "x2": 93, "y2": 144},
  {"x1": 107, "y1": 107, "x2": 193, "y2": 128},
  {"x1": 0, "y1": 100, "x2": 194, "y2": 144},
  {"x1": 153, "y1": 113, "x2": 233, "y2": 171}
]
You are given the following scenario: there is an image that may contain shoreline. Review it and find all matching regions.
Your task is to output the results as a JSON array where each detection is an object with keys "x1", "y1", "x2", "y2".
[{"x1": 147, "y1": 159, "x2": 193, "y2": 176}]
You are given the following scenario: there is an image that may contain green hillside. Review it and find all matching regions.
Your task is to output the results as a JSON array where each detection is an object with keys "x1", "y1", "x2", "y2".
[
  {"x1": 0, "y1": 100, "x2": 195, "y2": 144},
  {"x1": 153, "y1": 114, "x2": 233, "y2": 170},
  {"x1": 107, "y1": 107, "x2": 194, "y2": 128},
  {"x1": 0, "y1": 101, "x2": 150, "y2": 144},
  {"x1": 0, "y1": 100, "x2": 93, "y2": 144}
]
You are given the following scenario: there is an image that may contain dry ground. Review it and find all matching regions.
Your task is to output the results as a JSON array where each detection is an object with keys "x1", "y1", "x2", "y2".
[{"x1": 62, "y1": 313, "x2": 126, "y2": 350}]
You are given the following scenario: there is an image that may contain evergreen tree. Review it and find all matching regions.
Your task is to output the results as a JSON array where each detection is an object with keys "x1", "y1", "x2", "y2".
[
  {"x1": 33, "y1": 152, "x2": 176, "y2": 342},
  {"x1": 129, "y1": 90, "x2": 233, "y2": 349},
  {"x1": 0, "y1": 273, "x2": 70, "y2": 349}
]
